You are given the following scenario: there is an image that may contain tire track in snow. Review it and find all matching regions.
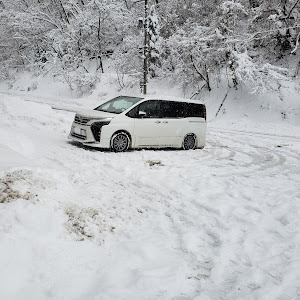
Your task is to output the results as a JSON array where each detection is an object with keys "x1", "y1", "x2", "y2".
[
  {"x1": 205, "y1": 130, "x2": 299, "y2": 177},
  {"x1": 42, "y1": 123, "x2": 300, "y2": 299},
  {"x1": 131, "y1": 126, "x2": 300, "y2": 298},
  {"x1": 210, "y1": 126, "x2": 300, "y2": 141}
]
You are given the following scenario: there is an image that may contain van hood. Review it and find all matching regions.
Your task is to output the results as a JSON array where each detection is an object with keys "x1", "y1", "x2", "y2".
[{"x1": 76, "y1": 109, "x2": 117, "y2": 119}]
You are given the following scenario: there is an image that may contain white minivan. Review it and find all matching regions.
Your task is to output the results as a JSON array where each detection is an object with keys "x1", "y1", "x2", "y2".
[{"x1": 68, "y1": 95, "x2": 206, "y2": 152}]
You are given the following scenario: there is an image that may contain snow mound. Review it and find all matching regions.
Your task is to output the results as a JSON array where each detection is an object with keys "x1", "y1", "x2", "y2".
[
  {"x1": 64, "y1": 204, "x2": 117, "y2": 244},
  {"x1": 0, "y1": 170, "x2": 35, "y2": 203}
]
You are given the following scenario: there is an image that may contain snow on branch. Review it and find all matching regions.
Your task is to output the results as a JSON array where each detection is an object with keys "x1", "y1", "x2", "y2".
[
  {"x1": 232, "y1": 51, "x2": 289, "y2": 93},
  {"x1": 291, "y1": 32, "x2": 300, "y2": 54}
]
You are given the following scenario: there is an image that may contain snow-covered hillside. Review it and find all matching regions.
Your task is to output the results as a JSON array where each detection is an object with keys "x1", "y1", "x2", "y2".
[{"x1": 0, "y1": 89, "x2": 299, "y2": 299}]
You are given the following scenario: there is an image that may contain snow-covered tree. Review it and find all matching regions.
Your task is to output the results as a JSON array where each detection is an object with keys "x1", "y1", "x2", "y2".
[
  {"x1": 148, "y1": 4, "x2": 160, "y2": 77},
  {"x1": 0, "y1": 0, "x2": 299, "y2": 94}
]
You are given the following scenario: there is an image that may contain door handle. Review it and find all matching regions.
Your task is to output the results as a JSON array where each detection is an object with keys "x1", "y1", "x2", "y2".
[
  {"x1": 155, "y1": 120, "x2": 161, "y2": 124},
  {"x1": 162, "y1": 121, "x2": 168, "y2": 124}
]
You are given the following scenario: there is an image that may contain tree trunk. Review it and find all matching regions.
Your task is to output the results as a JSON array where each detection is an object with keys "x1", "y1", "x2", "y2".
[
  {"x1": 54, "y1": 0, "x2": 70, "y2": 24},
  {"x1": 143, "y1": 0, "x2": 148, "y2": 95}
]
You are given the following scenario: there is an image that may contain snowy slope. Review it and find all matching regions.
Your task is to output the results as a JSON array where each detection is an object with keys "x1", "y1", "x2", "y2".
[{"x1": 0, "y1": 92, "x2": 300, "y2": 299}]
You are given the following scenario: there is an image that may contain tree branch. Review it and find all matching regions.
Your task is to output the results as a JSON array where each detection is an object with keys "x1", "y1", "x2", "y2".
[
  {"x1": 190, "y1": 55, "x2": 211, "y2": 91},
  {"x1": 291, "y1": 31, "x2": 300, "y2": 54},
  {"x1": 287, "y1": 0, "x2": 300, "y2": 19},
  {"x1": 190, "y1": 55, "x2": 206, "y2": 82}
]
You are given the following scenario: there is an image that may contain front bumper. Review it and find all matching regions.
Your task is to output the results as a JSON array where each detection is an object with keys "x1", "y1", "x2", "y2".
[{"x1": 68, "y1": 122, "x2": 110, "y2": 148}]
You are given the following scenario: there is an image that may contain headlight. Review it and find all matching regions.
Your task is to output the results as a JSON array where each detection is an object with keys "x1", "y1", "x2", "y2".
[{"x1": 91, "y1": 121, "x2": 111, "y2": 142}]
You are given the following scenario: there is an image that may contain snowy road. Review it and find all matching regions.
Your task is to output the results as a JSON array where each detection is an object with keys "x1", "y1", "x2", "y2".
[{"x1": 0, "y1": 95, "x2": 300, "y2": 299}]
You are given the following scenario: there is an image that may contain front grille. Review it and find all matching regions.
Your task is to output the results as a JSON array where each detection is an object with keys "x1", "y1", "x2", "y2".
[
  {"x1": 71, "y1": 132, "x2": 86, "y2": 140},
  {"x1": 74, "y1": 115, "x2": 91, "y2": 125}
]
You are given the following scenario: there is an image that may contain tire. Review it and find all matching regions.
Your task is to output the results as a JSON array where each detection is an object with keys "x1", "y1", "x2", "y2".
[
  {"x1": 111, "y1": 132, "x2": 130, "y2": 152},
  {"x1": 183, "y1": 134, "x2": 197, "y2": 150}
]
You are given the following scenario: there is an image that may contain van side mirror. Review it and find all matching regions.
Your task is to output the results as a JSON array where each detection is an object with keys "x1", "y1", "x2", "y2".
[{"x1": 138, "y1": 111, "x2": 147, "y2": 118}]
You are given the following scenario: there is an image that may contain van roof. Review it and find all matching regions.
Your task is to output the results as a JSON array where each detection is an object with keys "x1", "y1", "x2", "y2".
[{"x1": 121, "y1": 95, "x2": 205, "y2": 105}]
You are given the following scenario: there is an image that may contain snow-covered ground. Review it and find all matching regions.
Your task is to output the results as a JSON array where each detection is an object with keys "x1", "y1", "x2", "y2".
[{"x1": 0, "y1": 90, "x2": 300, "y2": 299}]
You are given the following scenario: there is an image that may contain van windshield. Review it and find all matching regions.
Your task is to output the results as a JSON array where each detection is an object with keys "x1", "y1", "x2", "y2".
[{"x1": 94, "y1": 96, "x2": 143, "y2": 114}]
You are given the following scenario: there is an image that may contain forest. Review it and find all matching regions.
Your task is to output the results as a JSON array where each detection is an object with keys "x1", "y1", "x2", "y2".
[{"x1": 0, "y1": 0, "x2": 299, "y2": 96}]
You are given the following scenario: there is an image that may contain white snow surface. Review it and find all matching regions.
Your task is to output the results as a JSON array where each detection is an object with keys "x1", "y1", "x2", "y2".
[{"x1": 0, "y1": 91, "x2": 300, "y2": 300}]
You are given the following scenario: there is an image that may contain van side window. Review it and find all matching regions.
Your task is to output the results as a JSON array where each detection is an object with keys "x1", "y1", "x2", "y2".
[
  {"x1": 162, "y1": 101, "x2": 185, "y2": 118},
  {"x1": 185, "y1": 103, "x2": 205, "y2": 118},
  {"x1": 134, "y1": 100, "x2": 161, "y2": 118},
  {"x1": 126, "y1": 105, "x2": 139, "y2": 118}
]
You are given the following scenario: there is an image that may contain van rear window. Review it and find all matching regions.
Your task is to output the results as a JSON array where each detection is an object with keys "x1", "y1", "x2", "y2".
[
  {"x1": 161, "y1": 101, "x2": 185, "y2": 118},
  {"x1": 185, "y1": 103, "x2": 205, "y2": 118}
]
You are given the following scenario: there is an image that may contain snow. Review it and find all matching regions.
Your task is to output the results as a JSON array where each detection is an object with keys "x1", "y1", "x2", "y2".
[{"x1": 0, "y1": 82, "x2": 300, "y2": 299}]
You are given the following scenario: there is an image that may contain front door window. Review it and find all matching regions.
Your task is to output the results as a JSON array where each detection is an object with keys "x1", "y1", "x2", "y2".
[{"x1": 137, "y1": 100, "x2": 161, "y2": 118}]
